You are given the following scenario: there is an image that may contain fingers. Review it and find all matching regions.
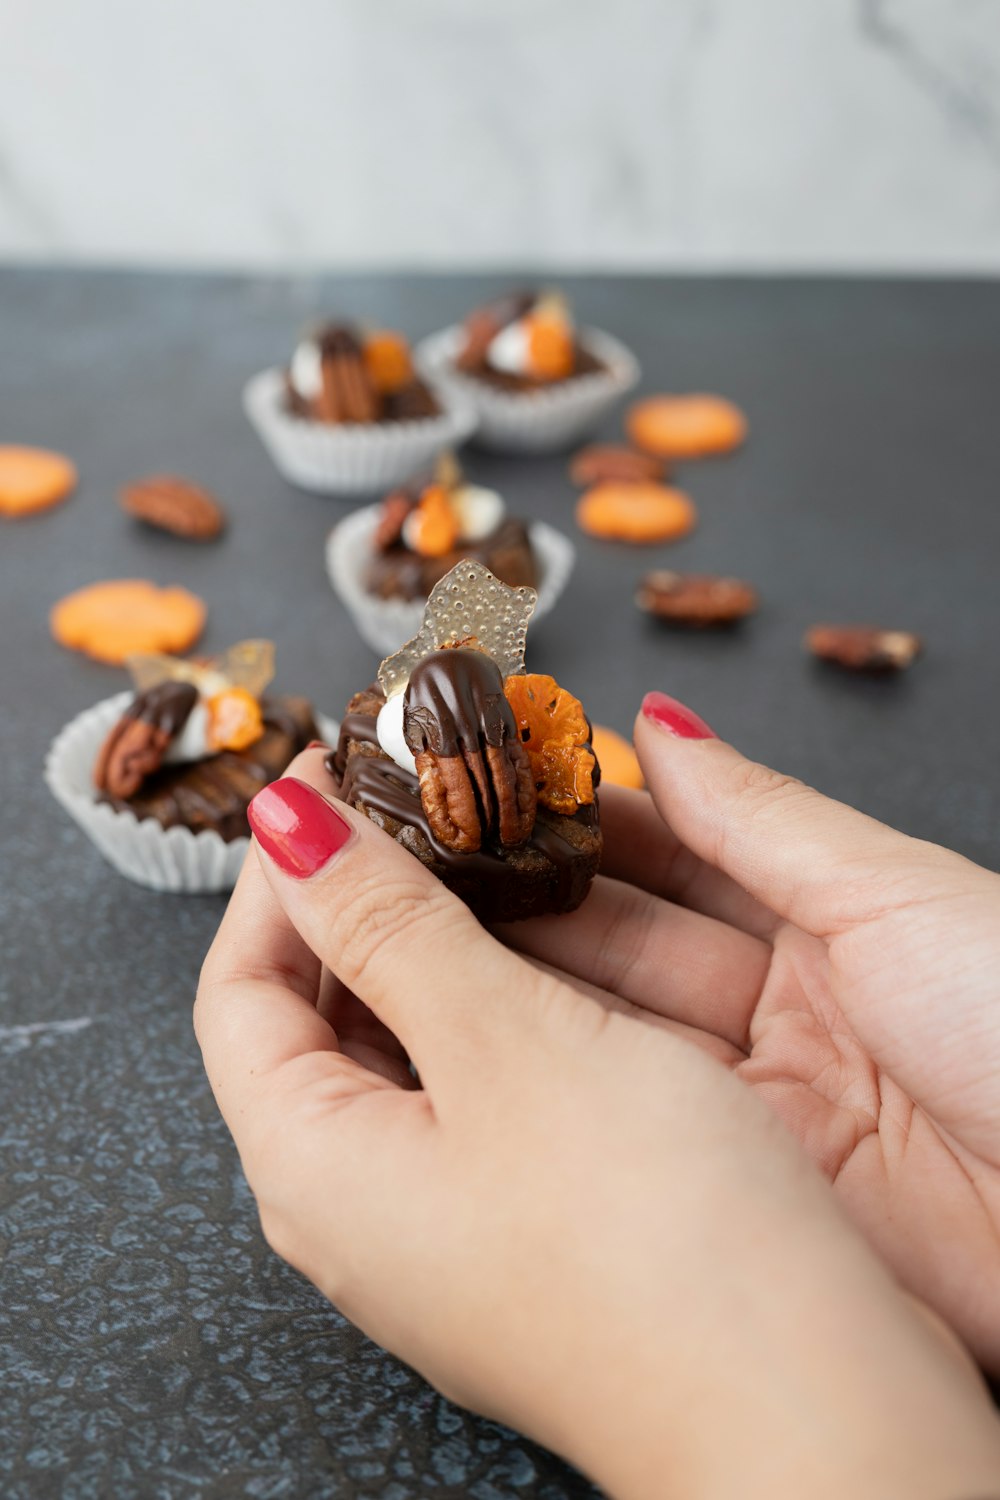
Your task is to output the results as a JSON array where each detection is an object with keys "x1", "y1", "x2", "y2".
[
  {"x1": 195, "y1": 839, "x2": 394, "y2": 1156},
  {"x1": 598, "y1": 783, "x2": 779, "y2": 938},
  {"x1": 634, "y1": 693, "x2": 975, "y2": 938},
  {"x1": 245, "y1": 749, "x2": 552, "y2": 1095},
  {"x1": 500, "y1": 874, "x2": 770, "y2": 1050}
]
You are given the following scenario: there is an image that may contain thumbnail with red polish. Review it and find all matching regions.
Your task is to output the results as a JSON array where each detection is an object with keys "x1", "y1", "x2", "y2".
[
  {"x1": 641, "y1": 690, "x2": 716, "y2": 741},
  {"x1": 248, "y1": 776, "x2": 353, "y2": 878}
]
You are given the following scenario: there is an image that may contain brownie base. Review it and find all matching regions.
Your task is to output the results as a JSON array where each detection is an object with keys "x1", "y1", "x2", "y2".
[
  {"x1": 366, "y1": 518, "x2": 538, "y2": 603},
  {"x1": 330, "y1": 686, "x2": 602, "y2": 923},
  {"x1": 101, "y1": 695, "x2": 318, "y2": 842}
]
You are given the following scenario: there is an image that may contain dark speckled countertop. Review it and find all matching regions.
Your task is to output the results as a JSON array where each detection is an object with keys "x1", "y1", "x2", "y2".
[{"x1": 2, "y1": 269, "x2": 999, "y2": 1498}]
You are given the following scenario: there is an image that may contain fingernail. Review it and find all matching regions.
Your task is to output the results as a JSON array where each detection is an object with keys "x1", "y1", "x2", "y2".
[
  {"x1": 641, "y1": 691, "x2": 716, "y2": 741},
  {"x1": 305, "y1": 739, "x2": 329, "y2": 751},
  {"x1": 248, "y1": 777, "x2": 354, "y2": 879}
]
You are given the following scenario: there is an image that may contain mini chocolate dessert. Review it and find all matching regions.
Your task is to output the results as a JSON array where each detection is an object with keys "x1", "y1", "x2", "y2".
[
  {"x1": 366, "y1": 454, "x2": 538, "y2": 603},
  {"x1": 285, "y1": 322, "x2": 439, "y2": 424},
  {"x1": 94, "y1": 641, "x2": 317, "y2": 841},
  {"x1": 455, "y1": 290, "x2": 605, "y2": 391},
  {"x1": 330, "y1": 563, "x2": 602, "y2": 922}
]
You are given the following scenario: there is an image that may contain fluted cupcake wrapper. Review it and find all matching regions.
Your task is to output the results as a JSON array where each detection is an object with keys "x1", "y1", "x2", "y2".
[
  {"x1": 414, "y1": 326, "x2": 640, "y2": 453},
  {"x1": 326, "y1": 507, "x2": 577, "y2": 656},
  {"x1": 242, "y1": 367, "x2": 479, "y2": 496},
  {"x1": 44, "y1": 692, "x2": 339, "y2": 893}
]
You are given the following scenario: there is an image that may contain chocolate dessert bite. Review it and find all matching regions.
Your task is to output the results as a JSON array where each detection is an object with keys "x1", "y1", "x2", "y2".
[
  {"x1": 285, "y1": 322, "x2": 439, "y2": 425},
  {"x1": 94, "y1": 641, "x2": 318, "y2": 840},
  {"x1": 366, "y1": 453, "x2": 538, "y2": 603},
  {"x1": 454, "y1": 289, "x2": 605, "y2": 391},
  {"x1": 330, "y1": 563, "x2": 602, "y2": 922}
]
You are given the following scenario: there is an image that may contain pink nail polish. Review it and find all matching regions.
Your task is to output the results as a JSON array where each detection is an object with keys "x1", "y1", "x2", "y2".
[
  {"x1": 641, "y1": 691, "x2": 716, "y2": 741},
  {"x1": 305, "y1": 739, "x2": 329, "y2": 751},
  {"x1": 248, "y1": 777, "x2": 354, "y2": 878}
]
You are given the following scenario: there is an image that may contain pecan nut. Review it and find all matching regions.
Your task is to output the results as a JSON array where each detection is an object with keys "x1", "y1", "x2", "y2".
[
  {"x1": 120, "y1": 475, "x2": 226, "y2": 540},
  {"x1": 806, "y1": 625, "x2": 922, "y2": 672},
  {"x1": 314, "y1": 328, "x2": 379, "y2": 423},
  {"x1": 569, "y1": 444, "x2": 666, "y2": 487},
  {"x1": 415, "y1": 738, "x2": 535, "y2": 855},
  {"x1": 94, "y1": 717, "x2": 172, "y2": 799},
  {"x1": 636, "y1": 571, "x2": 758, "y2": 626}
]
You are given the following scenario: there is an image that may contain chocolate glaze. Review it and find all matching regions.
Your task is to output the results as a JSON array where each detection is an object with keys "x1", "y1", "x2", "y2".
[
  {"x1": 127, "y1": 681, "x2": 198, "y2": 738},
  {"x1": 403, "y1": 648, "x2": 514, "y2": 758}
]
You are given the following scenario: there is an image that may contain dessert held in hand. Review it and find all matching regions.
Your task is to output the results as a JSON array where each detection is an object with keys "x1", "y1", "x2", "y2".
[{"x1": 331, "y1": 562, "x2": 601, "y2": 922}]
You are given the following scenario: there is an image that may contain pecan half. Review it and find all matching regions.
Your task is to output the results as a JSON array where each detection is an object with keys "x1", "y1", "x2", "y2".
[
  {"x1": 120, "y1": 475, "x2": 226, "y2": 540},
  {"x1": 569, "y1": 444, "x2": 666, "y2": 486},
  {"x1": 374, "y1": 492, "x2": 416, "y2": 551},
  {"x1": 94, "y1": 717, "x2": 173, "y2": 799},
  {"x1": 415, "y1": 738, "x2": 535, "y2": 855},
  {"x1": 315, "y1": 328, "x2": 379, "y2": 423},
  {"x1": 636, "y1": 571, "x2": 758, "y2": 626},
  {"x1": 806, "y1": 625, "x2": 922, "y2": 672}
]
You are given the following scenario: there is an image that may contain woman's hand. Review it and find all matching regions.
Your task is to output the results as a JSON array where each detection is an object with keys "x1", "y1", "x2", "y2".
[
  {"x1": 508, "y1": 691, "x2": 1000, "y2": 1371},
  {"x1": 196, "y1": 744, "x2": 1000, "y2": 1500}
]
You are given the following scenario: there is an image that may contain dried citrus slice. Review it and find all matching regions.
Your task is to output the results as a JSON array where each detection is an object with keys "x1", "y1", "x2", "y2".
[
  {"x1": 576, "y1": 482, "x2": 696, "y2": 544},
  {"x1": 406, "y1": 484, "x2": 460, "y2": 558},
  {"x1": 50, "y1": 580, "x2": 206, "y2": 665},
  {"x1": 504, "y1": 673, "x2": 595, "y2": 814},
  {"x1": 0, "y1": 445, "x2": 77, "y2": 517},
  {"x1": 526, "y1": 314, "x2": 574, "y2": 381},
  {"x1": 626, "y1": 394, "x2": 747, "y2": 460},
  {"x1": 206, "y1": 687, "x2": 264, "y2": 751},
  {"x1": 536, "y1": 743, "x2": 597, "y2": 815},
  {"x1": 363, "y1": 331, "x2": 413, "y2": 394}
]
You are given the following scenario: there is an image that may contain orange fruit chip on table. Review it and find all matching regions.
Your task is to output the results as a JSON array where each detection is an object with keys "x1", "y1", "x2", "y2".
[
  {"x1": 590, "y1": 725, "x2": 644, "y2": 790},
  {"x1": 626, "y1": 394, "x2": 747, "y2": 460},
  {"x1": 0, "y1": 445, "x2": 77, "y2": 517},
  {"x1": 576, "y1": 482, "x2": 697, "y2": 544},
  {"x1": 504, "y1": 674, "x2": 596, "y2": 815},
  {"x1": 50, "y1": 580, "x2": 207, "y2": 666},
  {"x1": 206, "y1": 688, "x2": 264, "y2": 752},
  {"x1": 525, "y1": 315, "x2": 574, "y2": 381},
  {"x1": 407, "y1": 484, "x2": 460, "y2": 558},
  {"x1": 363, "y1": 331, "x2": 413, "y2": 395}
]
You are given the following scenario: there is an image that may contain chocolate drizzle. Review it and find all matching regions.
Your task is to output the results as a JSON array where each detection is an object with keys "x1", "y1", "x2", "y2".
[
  {"x1": 403, "y1": 649, "x2": 514, "y2": 758},
  {"x1": 128, "y1": 680, "x2": 198, "y2": 738}
]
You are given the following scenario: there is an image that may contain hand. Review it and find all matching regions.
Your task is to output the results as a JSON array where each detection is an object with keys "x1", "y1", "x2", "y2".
[
  {"x1": 508, "y1": 690, "x2": 1000, "y2": 1371},
  {"x1": 196, "y1": 747, "x2": 1000, "y2": 1500}
]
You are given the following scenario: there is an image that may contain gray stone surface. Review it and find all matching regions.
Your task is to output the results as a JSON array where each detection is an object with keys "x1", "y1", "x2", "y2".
[{"x1": 2, "y1": 269, "x2": 999, "y2": 1497}]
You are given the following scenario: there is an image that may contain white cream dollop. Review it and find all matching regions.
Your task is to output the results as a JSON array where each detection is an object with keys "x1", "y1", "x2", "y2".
[
  {"x1": 376, "y1": 690, "x2": 418, "y2": 776},
  {"x1": 163, "y1": 701, "x2": 212, "y2": 765},
  {"x1": 289, "y1": 339, "x2": 323, "y2": 400},
  {"x1": 486, "y1": 319, "x2": 530, "y2": 376},
  {"x1": 451, "y1": 483, "x2": 505, "y2": 541}
]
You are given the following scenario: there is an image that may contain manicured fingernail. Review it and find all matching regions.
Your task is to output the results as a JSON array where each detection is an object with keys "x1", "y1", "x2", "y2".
[
  {"x1": 641, "y1": 691, "x2": 716, "y2": 741},
  {"x1": 248, "y1": 777, "x2": 354, "y2": 878},
  {"x1": 305, "y1": 739, "x2": 329, "y2": 751}
]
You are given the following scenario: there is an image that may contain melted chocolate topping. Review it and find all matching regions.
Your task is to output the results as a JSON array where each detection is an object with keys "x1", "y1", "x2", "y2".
[
  {"x1": 403, "y1": 648, "x2": 515, "y2": 759},
  {"x1": 127, "y1": 681, "x2": 198, "y2": 738}
]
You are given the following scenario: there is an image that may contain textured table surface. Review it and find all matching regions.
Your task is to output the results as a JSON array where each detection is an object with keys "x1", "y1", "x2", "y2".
[{"x1": 2, "y1": 269, "x2": 999, "y2": 1499}]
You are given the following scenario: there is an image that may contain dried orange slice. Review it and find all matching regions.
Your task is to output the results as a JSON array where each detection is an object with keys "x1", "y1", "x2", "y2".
[
  {"x1": 406, "y1": 484, "x2": 460, "y2": 558},
  {"x1": 576, "y1": 482, "x2": 696, "y2": 544},
  {"x1": 525, "y1": 315, "x2": 574, "y2": 381},
  {"x1": 206, "y1": 687, "x2": 264, "y2": 751},
  {"x1": 590, "y1": 725, "x2": 644, "y2": 790},
  {"x1": 51, "y1": 580, "x2": 206, "y2": 665},
  {"x1": 0, "y1": 445, "x2": 77, "y2": 517},
  {"x1": 626, "y1": 394, "x2": 747, "y2": 460},
  {"x1": 504, "y1": 673, "x2": 595, "y2": 814},
  {"x1": 363, "y1": 331, "x2": 413, "y2": 395}
]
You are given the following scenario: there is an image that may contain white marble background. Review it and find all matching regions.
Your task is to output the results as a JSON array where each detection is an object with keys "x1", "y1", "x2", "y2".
[{"x1": 1, "y1": 0, "x2": 998, "y2": 272}]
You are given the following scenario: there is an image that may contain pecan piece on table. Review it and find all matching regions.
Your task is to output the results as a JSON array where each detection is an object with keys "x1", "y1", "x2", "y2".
[
  {"x1": 120, "y1": 475, "x2": 226, "y2": 540},
  {"x1": 94, "y1": 717, "x2": 173, "y2": 799},
  {"x1": 806, "y1": 625, "x2": 922, "y2": 672},
  {"x1": 569, "y1": 444, "x2": 666, "y2": 487},
  {"x1": 636, "y1": 571, "x2": 757, "y2": 626}
]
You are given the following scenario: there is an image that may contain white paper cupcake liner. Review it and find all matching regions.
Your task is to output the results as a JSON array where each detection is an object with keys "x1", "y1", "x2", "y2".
[
  {"x1": 325, "y1": 507, "x2": 576, "y2": 656},
  {"x1": 414, "y1": 325, "x2": 640, "y2": 453},
  {"x1": 44, "y1": 692, "x2": 339, "y2": 893},
  {"x1": 242, "y1": 367, "x2": 479, "y2": 496}
]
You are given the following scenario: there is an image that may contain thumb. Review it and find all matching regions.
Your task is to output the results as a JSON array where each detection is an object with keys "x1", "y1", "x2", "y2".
[{"x1": 634, "y1": 690, "x2": 983, "y2": 939}]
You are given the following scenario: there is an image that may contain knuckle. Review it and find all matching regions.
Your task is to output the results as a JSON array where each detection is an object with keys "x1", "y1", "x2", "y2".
[
  {"x1": 730, "y1": 760, "x2": 806, "y2": 821},
  {"x1": 328, "y1": 866, "x2": 463, "y2": 993}
]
